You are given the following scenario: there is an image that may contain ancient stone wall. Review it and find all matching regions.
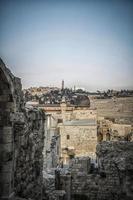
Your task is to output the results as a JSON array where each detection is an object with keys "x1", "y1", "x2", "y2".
[
  {"x1": 96, "y1": 141, "x2": 133, "y2": 200},
  {"x1": 0, "y1": 59, "x2": 45, "y2": 200},
  {"x1": 97, "y1": 119, "x2": 132, "y2": 142},
  {"x1": 0, "y1": 58, "x2": 24, "y2": 199},
  {"x1": 110, "y1": 123, "x2": 132, "y2": 140},
  {"x1": 59, "y1": 124, "x2": 97, "y2": 162},
  {"x1": 72, "y1": 108, "x2": 97, "y2": 120},
  {"x1": 58, "y1": 142, "x2": 133, "y2": 200},
  {"x1": 14, "y1": 107, "x2": 45, "y2": 200},
  {"x1": 71, "y1": 142, "x2": 133, "y2": 200}
]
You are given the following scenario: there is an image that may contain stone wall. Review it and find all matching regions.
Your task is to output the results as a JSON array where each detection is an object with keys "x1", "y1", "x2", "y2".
[
  {"x1": 0, "y1": 58, "x2": 24, "y2": 199},
  {"x1": 96, "y1": 141, "x2": 133, "y2": 200},
  {"x1": 0, "y1": 59, "x2": 45, "y2": 200},
  {"x1": 71, "y1": 142, "x2": 133, "y2": 200},
  {"x1": 72, "y1": 108, "x2": 97, "y2": 120},
  {"x1": 110, "y1": 123, "x2": 132, "y2": 140},
  {"x1": 14, "y1": 107, "x2": 45, "y2": 200},
  {"x1": 97, "y1": 119, "x2": 132, "y2": 142},
  {"x1": 59, "y1": 124, "x2": 97, "y2": 162},
  {"x1": 57, "y1": 142, "x2": 133, "y2": 200}
]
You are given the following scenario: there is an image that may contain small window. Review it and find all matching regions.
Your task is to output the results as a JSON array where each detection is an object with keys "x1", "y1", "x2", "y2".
[
  {"x1": 58, "y1": 119, "x2": 63, "y2": 123},
  {"x1": 67, "y1": 135, "x2": 70, "y2": 140}
]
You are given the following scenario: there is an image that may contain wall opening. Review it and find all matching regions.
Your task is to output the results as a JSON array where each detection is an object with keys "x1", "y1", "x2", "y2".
[{"x1": 67, "y1": 135, "x2": 70, "y2": 140}]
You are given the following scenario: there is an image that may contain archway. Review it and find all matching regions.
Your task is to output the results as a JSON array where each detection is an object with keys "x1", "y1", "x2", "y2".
[{"x1": 0, "y1": 61, "x2": 16, "y2": 199}]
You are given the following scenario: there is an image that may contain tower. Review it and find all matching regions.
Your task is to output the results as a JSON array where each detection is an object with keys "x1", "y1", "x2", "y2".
[
  {"x1": 62, "y1": 80, "x2": 64, "y2": 90},
  {"x1": 74, "y1": 85, "x2": 76, "y2": 92}
]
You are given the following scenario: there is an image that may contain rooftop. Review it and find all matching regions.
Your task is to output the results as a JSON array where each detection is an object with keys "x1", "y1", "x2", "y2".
[{"x1": 63, "y1": 119, "x2": 96, "y2": 126}]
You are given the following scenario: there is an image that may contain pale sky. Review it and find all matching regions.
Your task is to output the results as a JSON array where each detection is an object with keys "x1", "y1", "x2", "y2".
[{"x1": 0, "y1": 0, "x2": 133, "y2": 91}]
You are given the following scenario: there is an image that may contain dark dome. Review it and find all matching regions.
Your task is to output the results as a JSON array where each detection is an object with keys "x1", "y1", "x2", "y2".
[{"x1": 75, "y1": 95, "x2": 90, "y2": 107}]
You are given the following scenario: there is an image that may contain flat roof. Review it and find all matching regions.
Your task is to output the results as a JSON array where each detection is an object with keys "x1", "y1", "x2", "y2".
[
  {"x1": 63, "y1": 119, "x2": 96, "y2": 126},
  {"x1": 36, "y1": 104, "x2": 91, "y2": 108}
]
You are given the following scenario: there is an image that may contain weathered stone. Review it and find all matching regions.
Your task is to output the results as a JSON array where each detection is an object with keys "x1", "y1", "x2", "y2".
[{"x1": 0, "y1": 59, "x2": 45, "y2": 200}]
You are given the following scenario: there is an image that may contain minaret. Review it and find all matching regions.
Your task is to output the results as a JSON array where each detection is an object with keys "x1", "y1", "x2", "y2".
[
  {"x1": 74, "y1": 85, "x2": 76, "y2": 92},
  {"x1": 62, "y1": 80, "x2": 64, "y2": 90}
]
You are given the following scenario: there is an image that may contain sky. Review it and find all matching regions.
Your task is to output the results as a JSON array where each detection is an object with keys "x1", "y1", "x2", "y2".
[{"x1": 0, "y1": 0, "x2": 133, "y2": 91}]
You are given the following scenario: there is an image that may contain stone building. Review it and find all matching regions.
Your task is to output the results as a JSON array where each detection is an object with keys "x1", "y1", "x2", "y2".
[
  {"x1": 97, "y1": 119, "x2": 132, "y2": 142},
  {"x1": 36, "y1": 97, "x2": 97, "y2": 165},
  {"x1": 59, "y1": 119, "x2": 97, "y2": 164}
]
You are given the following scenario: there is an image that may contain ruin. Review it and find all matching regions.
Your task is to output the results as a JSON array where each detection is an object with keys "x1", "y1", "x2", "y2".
[
  {"x1": 0, "y1": 59, "x2": 45, "y2": 200},
  {"x1": 0, "y1": 58, "x2": 133, "y2": 200}
]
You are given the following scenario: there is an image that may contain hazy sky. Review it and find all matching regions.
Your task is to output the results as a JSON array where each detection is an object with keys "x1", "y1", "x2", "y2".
[{"x1": 0, "y1": 0, "x2": 133, "y2": 91}]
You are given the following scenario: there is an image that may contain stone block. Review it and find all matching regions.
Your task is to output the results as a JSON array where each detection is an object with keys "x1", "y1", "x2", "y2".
[
  {"x1": 20, "y1": 135, "x2": 25, "y2": 146},
  {"x1": 0, "y1": 172, "x2": 12, "y2": 184},
  {"x1": 3, "y1": 126, "x2": 13, "y2": 134},
  {"x1": 0, "y1": 133, "x2": 13, "y2": 144},
  {"x1": 10, "y1": 112, "x2": 25, "y2": 123},
  {"x1": 0, "y1": 102, "x2": 6, "y2": 109},
  {"x1": 2, "y1": 89, "x2": 12, "y2": 95},
  {"x1": 0, "y1": 143, "x2": 13, "y2": 152},
  {"x1": 0, "y1": 182, "x2": 10, "y2": 196},
  {"x1": 0, "y1": 161, "x2": 13, "y2": 172},
  {"x1": 0, "y1": 150, "x2": 13, "y2": 162},
  {"x1": 0, "y1": 95, "x2": 10, "y2": 102},
  {"x1": 6, "y1": 102, "x2": 15, "y2": 111}
]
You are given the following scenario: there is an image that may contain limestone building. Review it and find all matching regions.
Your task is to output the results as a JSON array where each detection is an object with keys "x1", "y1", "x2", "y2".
[
  {"x1": 59, "y1": 118, "x2": 97, "y2": 164},
  {"x1": 37, "y1": 96, "x2": 97, "y2": 165}
]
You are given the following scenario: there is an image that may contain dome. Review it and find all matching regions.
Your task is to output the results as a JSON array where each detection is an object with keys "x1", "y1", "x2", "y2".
[{"x1": 75, "y1": 95, "x2": 90, "y2": 107}]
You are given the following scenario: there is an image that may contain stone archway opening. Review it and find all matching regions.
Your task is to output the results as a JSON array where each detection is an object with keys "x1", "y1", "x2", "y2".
[{"x1": 0, "y1": 64, "x2": 15, "y2": 199}]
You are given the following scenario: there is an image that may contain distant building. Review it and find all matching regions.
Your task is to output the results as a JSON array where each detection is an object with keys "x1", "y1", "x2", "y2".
[{"x1": 36, "y1": 97, "x2": 97, "y2": 165}]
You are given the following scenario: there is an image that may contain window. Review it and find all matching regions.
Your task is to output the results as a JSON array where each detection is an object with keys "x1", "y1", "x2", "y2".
[
  {"x1": 67, "y1": 135, "x2": 70, "y2": 140},
  {"x1": 58, "y1": 119, "x2": 63, "y2": 123}
]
